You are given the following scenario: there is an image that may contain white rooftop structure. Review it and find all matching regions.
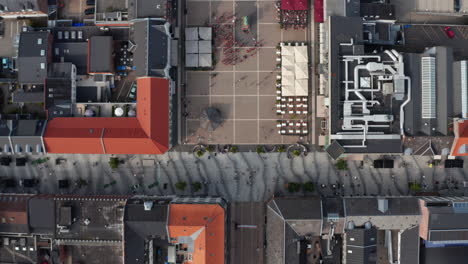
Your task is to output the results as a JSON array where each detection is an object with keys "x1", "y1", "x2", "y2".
[
  {"x1": 185, "y1": 27, "x2": 198, "y2": 41},
  {"x1": 421, "y1": 56, "x2": 436, "y2": 119},
  {"x1": 281, "y1": 43, "x2": 309, "y2": 97},
  {"x1": 185, "y1": 40, "x2": 198, "y2": 54},
  {"x1": 198, "y1": 27, "x2": 212, "y2": 40},
  {"x1": 199, "y1": 53, "x2": 212, "y2": 67},
  {"x1": 185, "y1": 53, "x2": 199, "y2": 67},
  {"x1": 199, "y1": 40, "x2": 212, "y2": 54}
]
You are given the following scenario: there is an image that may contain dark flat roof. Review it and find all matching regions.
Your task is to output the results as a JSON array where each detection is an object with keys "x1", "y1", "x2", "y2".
[
  {"x1": 128, "y1": 0, "x2": 166, "y2": 20},
  {"x1": 89, "y1": 36, "x2": 114, "y2": 73},
  {"x1": 53, "y1": 42, "x2": 88, "y2": 75},
  {"x1": 421, "y1": 246, "x2": 468, "y2": 264},
  {"x1": 270, "y1": 197, "x2": 322, "y2": 220},
  {"x1": 28, "y1": 197, "x2": 55, "y2": 234},
  {"x1": 76, "y1": 86, "x2": 98, "y2": 102},
  {"x1": 401, "y1": 226, "x2": 420, "y2": 264},
  {"x1": 132, "y1": 19, "x2": 168, "y2": 77},
  {"x1": 345, "y1": 197, "x2": 420, "y2": 216}
]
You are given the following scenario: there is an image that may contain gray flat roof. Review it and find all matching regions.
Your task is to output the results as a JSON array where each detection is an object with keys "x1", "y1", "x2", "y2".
[
  {"x1": 28, "y1": 197, "x2": 55, "y2": 234},
  {"x1": 344, "y1": 197, "x2": 420, "y2": 216},
  {"x1": 53, "y1": 42, "x2": 88, "y2": 75},
  {"x1": 128, "y1": 0, "x2": 167, "y2": 20},
  {"x1": 18, "y1": 31, "x2": 50, "y2": 84},
  {"x1": 89, "y1": 36, "x2": 114, "y2": 73},
  {"x1": 269, "y1": 197, "x2": 322, "y2": 220},
  {"x1": 421, "y1": 246, "x2": 468, "y2": 264},
  {"x1": 132, "y1": 19, "x2": 168, "y2": 77},
  {"x1": 400, "y1": 226, "x2": 420, "y2": 264},
  {"x1": 0, "y1": 0, "x2": 47, "y2": 13}
]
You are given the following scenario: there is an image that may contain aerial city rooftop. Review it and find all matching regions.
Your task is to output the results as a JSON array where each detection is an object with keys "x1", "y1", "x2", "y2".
[{"x1": 1, "y1": 0, "x2": 468, "y2": 263}]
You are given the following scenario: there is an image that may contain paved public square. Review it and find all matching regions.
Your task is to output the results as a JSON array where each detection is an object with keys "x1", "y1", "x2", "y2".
[{"x1": 183, "y1": 0, "x2": 309, "y2": 145}]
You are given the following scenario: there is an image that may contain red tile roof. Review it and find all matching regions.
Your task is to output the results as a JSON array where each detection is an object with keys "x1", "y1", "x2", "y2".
[
  {"x1": 43, "y1": 77, "x2": 170, "y2": 154},
  {"x1": 168, "y1": 204, "x2": 225, "y2": 264},
  {"x1": 451, "y1": 119, "x2": 468, "y2": 156}
]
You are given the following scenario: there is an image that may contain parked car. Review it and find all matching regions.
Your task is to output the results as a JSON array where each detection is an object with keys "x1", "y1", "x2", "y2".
[
  {"x1": 444, "y1": 26, "x2": 455, "y2": 39},
  {"x1": 1, "y1": 178, "x2": 16, "y2": 188},
  {"x1": 19, "y1": 179, "x2": 39, "y2": 188},
  {"x1": 84, "y1": 7, "x2": 95, "y2": 15}
]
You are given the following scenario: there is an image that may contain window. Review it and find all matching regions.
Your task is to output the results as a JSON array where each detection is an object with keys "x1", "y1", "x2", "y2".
[
  {"x1": 40, "y1": 63, "x2": 45, "y2": 69},
  {"x1": 37, "y1": 38, "x2": 42, "y2": 44},
  {"x1": 40, "y1": 49, "x2": 45, "y2": 56}
]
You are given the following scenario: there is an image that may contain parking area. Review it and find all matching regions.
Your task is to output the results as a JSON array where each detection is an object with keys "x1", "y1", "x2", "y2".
[
  {"x1": 58, "y1": 0, "x2": 94, "y2": 22},
  {"x1": 401, "y1": 25, "x2": 468, "y2": 60},
  {"x1": 0, "y1": 19, "x2": 24, "y2": 57},
  {"x1": 183, "y1": 0, "x2": 308, "y2": 144}
]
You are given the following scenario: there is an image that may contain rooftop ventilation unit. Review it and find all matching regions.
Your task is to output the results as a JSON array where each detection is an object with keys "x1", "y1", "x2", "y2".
[
  {"x1": 378, "y1": 198, "x2": 388, "y2": 213},
  {"x1": 144, "y1": 201, "x2": 153, "y2": 211}
]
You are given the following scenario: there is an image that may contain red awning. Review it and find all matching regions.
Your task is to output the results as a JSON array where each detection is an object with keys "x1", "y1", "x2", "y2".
[
  {"x1": 281, "y1": 0, "x2": 308, "y2": 11},
  {"x1": 314, "y1": 0, "x2": 324, "y2": 23}
]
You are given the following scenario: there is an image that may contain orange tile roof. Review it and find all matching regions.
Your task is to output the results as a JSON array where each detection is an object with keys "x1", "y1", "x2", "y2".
[
  {"x1": 451, "y1": 119, "x2": 468, "y2": 156},
  {"x1": 168, "y1": 204, "x2": 225, "y2": 264},
  {"x1": 43, "y1": 77, "x2": 170, "y2": 154}
]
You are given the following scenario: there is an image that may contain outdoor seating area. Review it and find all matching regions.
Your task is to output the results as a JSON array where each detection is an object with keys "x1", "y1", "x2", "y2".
[
  {"x1": 279, "y1": 0, "x2": 308, "y2": 30},
  {"x1": 276, "y1": 119, "x2": 308, "y2": 135},
  {"x1": 275, "y1": 41, "x2": 309, "y2": 136}
]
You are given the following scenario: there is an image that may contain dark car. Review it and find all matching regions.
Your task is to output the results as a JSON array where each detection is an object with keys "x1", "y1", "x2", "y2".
[
  {"x1": 20, "y1": 179, "x2": 39, "y2": 188},
  {"x1": 84, "y1": 7, "x2": 95, "y2": 15},
  {"x1": 58, "y1": 179, "x2": 69, "y2": 189},
  {"x1": 0, "y1": 178, "x2": 16, "y2": 188},
  {"x1": 86, "y1": 0, "x2": 95, "y2": 5}
]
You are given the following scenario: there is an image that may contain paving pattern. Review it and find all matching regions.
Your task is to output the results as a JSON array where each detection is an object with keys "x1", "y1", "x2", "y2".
[
  {"x1": 1, "y1": 153, "x2": 467, "y2": 201},
  {"x1": 183, "y1": 0, "x2": 309, "y2": 145}
]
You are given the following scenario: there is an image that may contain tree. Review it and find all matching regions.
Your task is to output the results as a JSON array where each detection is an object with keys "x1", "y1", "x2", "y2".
[
  {"x1": 192, "y1": 182, "x2": 202, "y2": 192},
  {"x1": 196, "y1": 149, "x2": 205, "y2": 157},
  {"x1": 277, "y1": 145, "x2": 286, "y2": 153},
  {"x1": 409, "y1": 182, "x2": 422, "y2": 192},
  {"x1": 109, "y1": 157, "x2": 119, "y2": 169},
  {"x1": 292, "y1": 149, "x2": 301, "y2": 157},
  {"x1": 336, "y1": 159, "x2": 348, "y2": 171},
  {"x1": 175, "y1": 181, "x2": 187, "y2": 191},
  {"x1": 256, "y1": 146, "x2": 265, "y2": 154},
  {"x1": 229, "y1": 146, "x2": 239, "y2": 153},
  {"x1": 206, "y1": 145, "x2": 215, "y2": 152},
  {"x1": 303, "y1": 181, "x2": 315, "y2": 192},
  {"x1": 76, "y1": 179, "x2": 88, "y2": 188},
  {"x1": 287, "y1": 182, "x2": 301, "y2": 193}
]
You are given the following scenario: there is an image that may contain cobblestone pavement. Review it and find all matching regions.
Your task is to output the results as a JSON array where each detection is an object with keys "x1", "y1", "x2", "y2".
[{"x1": 0, "y1": 152, "x2": 466, "y2": 201}]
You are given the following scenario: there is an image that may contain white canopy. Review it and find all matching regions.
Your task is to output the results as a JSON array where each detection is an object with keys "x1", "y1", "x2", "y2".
[
  {"x1": 282, "y1": 85, "x2": 295, "y2": 96},
  {"x1": 294, "y1": 46, "x2": 308, "y2": 63},
  {"x1": 280, "y1": 43, "x2": 309, "y2": 96},
  {"x1": 295, "y1": 79, "x2": 308, "y2": 96},
  {"x1": 295, "y1": 62, "x2": 308, "y2": 80}
]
